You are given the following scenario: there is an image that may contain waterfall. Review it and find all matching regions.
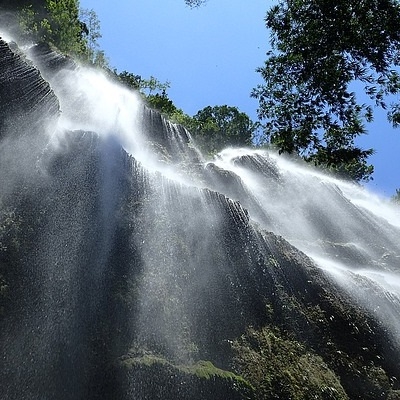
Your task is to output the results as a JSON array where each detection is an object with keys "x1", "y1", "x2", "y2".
[
  {"x1": 208, "y1": 147, "x2": 400, "y2": 343},
  {"x1": 1, "y1": 37, "x2": 400, "y2": 400}
]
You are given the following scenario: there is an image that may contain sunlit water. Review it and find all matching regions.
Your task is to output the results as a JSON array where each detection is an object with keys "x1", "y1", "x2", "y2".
[
  {"x1": 210, "y1": 147, "x2": 400, "y2": 343},
  {"x1": 2, "y1": 37, "x2": 400, "y2": 399},
  {"x1": 37, "y1": 55, "x2": 400, "y2": 345}
]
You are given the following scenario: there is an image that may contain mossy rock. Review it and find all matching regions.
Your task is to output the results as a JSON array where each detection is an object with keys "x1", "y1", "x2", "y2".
[
  {"x1": 231, "y1": 326, "x2": 349, "y2": 400},
  {"x1": 115, "y1": 353, "x2": 254, "y2": 400}
]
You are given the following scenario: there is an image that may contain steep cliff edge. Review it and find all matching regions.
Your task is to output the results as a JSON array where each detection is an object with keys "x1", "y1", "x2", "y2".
[{"x1": 1, "y1": 38, "x2": 400, "y2": 400}]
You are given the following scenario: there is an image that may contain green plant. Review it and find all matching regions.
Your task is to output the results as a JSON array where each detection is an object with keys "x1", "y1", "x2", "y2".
[{"x1": 232, "y1": 326, "x2": 349, "y2": 400}]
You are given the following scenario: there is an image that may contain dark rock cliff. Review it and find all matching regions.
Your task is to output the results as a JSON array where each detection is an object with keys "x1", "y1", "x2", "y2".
[
  {"x1": 0, "y1": 38, "x2": 400, "y2": 400},
  {"x1": 0, "y1": 39, "x2": 59, "y2": 138}
]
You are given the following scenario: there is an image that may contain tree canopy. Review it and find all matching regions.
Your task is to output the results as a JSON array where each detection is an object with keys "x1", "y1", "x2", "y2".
[
  {"x1": 252, "y1": 0, "x2": 400, "y2": 182},
  {"x1": 189, "y1": 105, "x2": 256, "y2": 154},
  {"x1": 3, "y1": 0, "x2": 105, "y2": 64},
  {"x1": 20, "y1": 0, "x2": 87, "y2": 55}
]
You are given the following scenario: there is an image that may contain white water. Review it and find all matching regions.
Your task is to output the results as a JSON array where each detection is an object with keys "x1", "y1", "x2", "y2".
[
  {"x1": 313, "y1": 254, "x2": 400, "y2": 340},
  {"x1": 4, "y1": 30, "x2": 400, "y2": 400},
  {"x1": 212, "y1": 147, "x2": 400, "y2": 243},
  {"x1": 21, "y1": 45, "x2": 400, "y2": 348},
  {"x1": 210, "y1": 147, "x2": 400, "y2": 341},
  {"x1": 38, "y1": 58, "x2": 400, "y2": 272}
]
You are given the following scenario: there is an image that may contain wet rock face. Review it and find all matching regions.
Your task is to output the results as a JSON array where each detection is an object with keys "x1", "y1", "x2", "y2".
[
  {"x1": 232, "y1": 152, "x2": 281, "y2": 181},
  {"x1": 1, "y1": 39, "x2": 400, "y2": 400},
  {"x1": 0, "y1": 39, "x2": 59, "y2": 138},
  {"x1": 27, "y1": 42, "x2": 76, "y2": 77},
  {"x1": 114, "y1": 357, "x2": 254, "y2": 400}
]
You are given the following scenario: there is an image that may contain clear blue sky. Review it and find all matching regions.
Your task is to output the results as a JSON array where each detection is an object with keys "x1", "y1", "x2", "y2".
[{"x1": 79, "y1": 0, "x2": 400, "y2": 197}]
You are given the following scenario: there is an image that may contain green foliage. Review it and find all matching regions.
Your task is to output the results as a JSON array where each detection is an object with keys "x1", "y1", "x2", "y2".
[
  {"x1": 79, "y1": 8, "x2": 108, "y2": 66},
  {"x1": 16, "y1": 0, "x2": 105, "y2": 64},
  {"x1": 190, "y1": 105, "x2": 257, "y2": 155},
  {"x1": 119, "y1": 352, "x2": 255, "y2": 399},
  {"x1": 135, "y1": 95, "x2": 257, "y2": 156},
  {"x1": 123, "y1": 354, "x2": 247, "y2": 383},
  {"x1": 117, "y1": 71, "x2": 142, "y2": 90},
  {"x1": 182, "y1": 360, "x2": 241, "y2": 380},
  {"x1": 140, "y1": 76, "x2": 171, "y2": 96},
  {"x1": 113, "y1": 70, "x2": 257, "y2": 158},
  {"x1": 388, "y1": 390, "x2": 400, "y2": 399},
  {"x1": 147, "y1": 92, "x2": 180, "y2": 116},
  {"x1": 18, "y1": 5, "x2": 48, "y2": 41},
  {"x1": 307, "y1": 146, "x2": 375, "y2": 183},
  {"x1": 19, "y1": 0, "x2": 87, "y2": 56},
  {"x1": 169, "y1": 108, "x2": 195, "y2": 128},
  {"x1": 254, "y1": 0, "x2": 400, "y2": 182},
  {"x1": 232, "y1": 326, "x2": 349, "y2": 400},
  {"x1": 45, "y1": 0, "x2": 84, "y2": 54},
  {"x1": 116, "y1": 71, "x2": 170, "y2": 96},
  {"x1": 115, "y1": 71, "x2": 183, "y2": 118}
]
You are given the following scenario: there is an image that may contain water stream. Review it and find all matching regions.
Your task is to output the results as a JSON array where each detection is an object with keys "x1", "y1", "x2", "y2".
[{"x1": 1, "y1": 37, "x2": 400, "y2": 399}]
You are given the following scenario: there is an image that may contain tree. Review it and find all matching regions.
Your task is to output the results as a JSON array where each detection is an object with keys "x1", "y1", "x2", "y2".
[
  {"x1": 147, "y1": 91, "x2": 180, "y2": 116},
  {"x1": 79, "y1": 8, "x2": 105, "y2": 65},
  {"x1": 252, "y1": 0, "x2": 400, "y2": 182},
  {"x1": 115, "y1": 70, "x2": 184, "y2": 117},
  {"x1": 184, "y1": 0, "x2": 207, "y2": 7},
  {"x1": 117, "y1": 71, "x2": 142, "y2": 90},
  {"x1": 15, "y1": 1, "x2": 106, "y2": 65},
  {"x1": 115, "y1": 71, "x2": 170, "y2": 97},
  {"x1": 190, "y1": 105, "x2": 256, "y2": 154},
  {"x1": 18, "y1": 0, "x2": 87, "y2": 56},
  {"x1": 139, "y1": 76, "x2": 171, "y2": 96}
]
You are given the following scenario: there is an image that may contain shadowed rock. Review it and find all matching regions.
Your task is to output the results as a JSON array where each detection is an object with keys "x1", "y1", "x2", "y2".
[{"x1": 1, "y1": 38, "x2": 400, "y2": 400}]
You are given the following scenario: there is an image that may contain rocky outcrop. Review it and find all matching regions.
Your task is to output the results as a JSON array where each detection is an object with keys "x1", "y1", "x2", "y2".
[
  {"x1": 0, "y1": 38, "x2": 400, "y2": 400},
  {"x1": 0, "y1": 39, "x2": 59, "y2": 138},
  {"x1": 115, "y1": 355, "x2": 254, "y2": 400}
]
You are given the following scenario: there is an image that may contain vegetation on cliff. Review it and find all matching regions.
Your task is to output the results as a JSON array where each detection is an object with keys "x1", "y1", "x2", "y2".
[{"x1": 232, "y1": 326, "x2": 349, "y2": 400}]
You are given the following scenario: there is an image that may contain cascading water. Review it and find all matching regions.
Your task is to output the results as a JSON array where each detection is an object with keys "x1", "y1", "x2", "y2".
[
  {"x1": 209, "y1": 148, "x2": 400, "y2": 342},
  {"x1": 1, "y1": 37, "x2": 400, "y2": 400}
]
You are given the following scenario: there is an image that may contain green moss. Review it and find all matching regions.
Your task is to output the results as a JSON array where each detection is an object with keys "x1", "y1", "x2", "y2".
[
  {"x1": 232, "y1": 326, "x2": 349, "y2": 400},
  {"x1": 118, "y1": 353, "x2": 255, "y2": 399},
  {"x1": 121, "y1": 354, "x2": 247, "y2": 383},
  {"x1": 179, "y1": 360, "x2": 247, "y2": 382}
]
